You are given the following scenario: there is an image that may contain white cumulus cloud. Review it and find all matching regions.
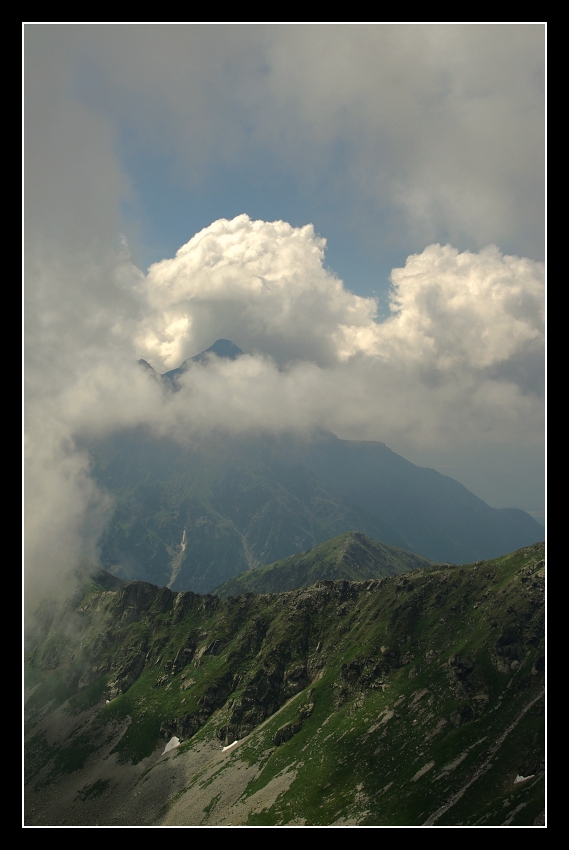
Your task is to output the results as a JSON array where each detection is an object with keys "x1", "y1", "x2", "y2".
[
  {"x1": 24, "y1": 215, "x2": 544, "y2": 598},
  {"x1": 135, "y1": 214, "x2": 377, "y2": 370}
]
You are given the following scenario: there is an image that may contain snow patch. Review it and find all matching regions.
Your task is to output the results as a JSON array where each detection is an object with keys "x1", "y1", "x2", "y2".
[
  {"x1": 162, "y1": 736, "x2": 180, "y2": 755},
  {"x1": 514, "y1": 773, "x2": 534, "y2": 784},
  {"x1": 167, "y1": 528, "x2": 187, "y2": 589},
  {"x1": 221, "y1": 740, "x2": 238, "y2": 752}
]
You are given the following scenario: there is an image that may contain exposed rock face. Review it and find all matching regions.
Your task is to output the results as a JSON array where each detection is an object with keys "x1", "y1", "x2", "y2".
[
  {"x1": 273, "y1": 720, "x2": 303, "y2": 746},
  {"x1": 25, "y1": 543, "x2": 544, "y2": 826}
]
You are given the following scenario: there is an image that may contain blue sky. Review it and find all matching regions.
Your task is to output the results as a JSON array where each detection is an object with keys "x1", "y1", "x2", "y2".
[
  {"x1": 50, "y1": 25, "x2": 544, "y2": 278},
  {"x1": 117, "y1": 140, "x2": 406, "y2": 312}
]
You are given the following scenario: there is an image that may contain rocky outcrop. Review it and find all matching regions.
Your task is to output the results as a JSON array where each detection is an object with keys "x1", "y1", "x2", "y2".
[
  {"x1": 106, "y1": 651, "x2": 146, "y2": 700},
  {"x1": 25, "y1": 543, "x2": 545, "y2": 827}
]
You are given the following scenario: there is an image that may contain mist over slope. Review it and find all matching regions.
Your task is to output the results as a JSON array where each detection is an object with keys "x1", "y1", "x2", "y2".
[{"x1": 83, "y1": 372, "x2": 542, "y2": 594}]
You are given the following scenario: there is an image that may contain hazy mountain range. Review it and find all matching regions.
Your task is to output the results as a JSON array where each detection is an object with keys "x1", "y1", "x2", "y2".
[{"x1": 82, "y1": 341, "x2": 543, "y2": 594}]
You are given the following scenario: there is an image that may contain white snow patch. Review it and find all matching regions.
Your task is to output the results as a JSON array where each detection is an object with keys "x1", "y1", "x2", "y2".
[
  {"x1": 167, "y1": 527, "x2": 187, "y2": 589},
  {"x1": 514, "y1": 773, "x2": 534, "y2": 784},
  {"x1": 162, "y1": 736, "x2": 180, "y2": 755},
  {"x1": 221, "y1": 740, "x2": 239, "y2": 752}
]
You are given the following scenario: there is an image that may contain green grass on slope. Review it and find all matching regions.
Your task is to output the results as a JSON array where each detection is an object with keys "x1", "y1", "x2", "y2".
[
  {"x1": 214, "y1": 531, "x2": 433, "y2": 597},
  {"x1": 24, "y1": 543, "x2": 544, "y2": 826}
]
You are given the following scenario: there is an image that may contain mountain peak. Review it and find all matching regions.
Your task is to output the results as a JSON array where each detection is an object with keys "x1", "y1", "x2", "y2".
[
  {"x1": 161, "y1": 340, "x2": 244, "y2": 384},
  {"x1": 213, "y1": 531, "x2": 434, "y2": 597},
  {"x1": 137, "y1": 358, "x2": 157, "y2": 372},
  {"x1": 192, "y1": 339, "x2": 244, "y2": 363}
]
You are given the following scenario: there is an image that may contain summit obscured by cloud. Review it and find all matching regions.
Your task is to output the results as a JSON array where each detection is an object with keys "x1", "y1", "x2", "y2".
[{"x1": 24, "y1": 25, "x2": 545, "y2": 599}]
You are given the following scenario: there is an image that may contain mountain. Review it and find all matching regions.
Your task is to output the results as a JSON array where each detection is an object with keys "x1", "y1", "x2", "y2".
[
  {"x1": 301, "y1": 435, "x2": 542, "y2": 565},
  {"x1": 214, "y1": 531, "x2": 434, "y2": 597},
  {"x1": 188, "y1": 338, "x2": 244, "y2": 364},
  {"x1": 86, "y1": 430, "x2": 411, "y2": 593},
  {"x1": 137, "y1": 339, "x2": 244, "y2": 389},
  {"x1": 162, "y1": 339, "x2": 244, "y2": 387},
  {"x1": 85, "y1": 425, "x2": 543, "y2": 593},
  {"x1": 24, "y1": 542, "x2": 545, "y2": 826}
]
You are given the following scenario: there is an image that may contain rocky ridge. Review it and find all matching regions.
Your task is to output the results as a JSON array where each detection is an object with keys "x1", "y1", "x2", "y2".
[{"x1": 24, "y1": 542, "x2": 545, "y2": 826}]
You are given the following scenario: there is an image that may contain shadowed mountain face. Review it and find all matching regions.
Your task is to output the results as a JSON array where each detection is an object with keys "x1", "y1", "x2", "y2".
[
  {"x1": 24, "y1": 543, "x2": 545, "y2": 826},
  {"x1": 301, "y1": 437, "x2": 542, "y2": 566},
  {"x1": 86, "y1": 341, "x2": 543, "y2": 594},
  {"x1": 86, "y1": 427, "x2": 543, "y2": 594}
]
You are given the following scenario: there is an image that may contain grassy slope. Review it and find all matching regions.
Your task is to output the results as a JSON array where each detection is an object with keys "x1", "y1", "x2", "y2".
[
  {"x1": 24, "y1": 542, "x2": 544, "y2": 826},
  {"x1": 214, "y1": 531, "x2": 434, "y2": 597}
]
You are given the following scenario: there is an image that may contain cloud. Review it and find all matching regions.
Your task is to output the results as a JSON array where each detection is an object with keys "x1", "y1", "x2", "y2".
[
  {"x1": 24, "y1": 214, "x2": 544, "y2": 598},
  {"x1": 24, "y1": 418, "x2": 109, "y2": 606},
  {"x1": 65, "y1": 25, "x2": 544, "y2": 258},
  {"x1": 135, "y1": 214, "x2": 377, "y2": 370},
  {"x1": 23, "y1": 26, "x2": 544, "y2": 601},
  {"x1": 24, "y1": 26, "x2": 129, "y2": 253},
  {"x1": 382, "y1": 243, "x2": 544, "y2": 379},
  {"x1": 36, "y1": 215, "x2": 543, "y2": 459},
  {"x1": 134, "y1": 215, "x2": 544, "y2": 397}
]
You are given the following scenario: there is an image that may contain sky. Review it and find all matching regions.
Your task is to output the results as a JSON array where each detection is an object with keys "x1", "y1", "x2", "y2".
[{"x1": 24, "y1": 24, "x2": 545, "y2": 598}]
